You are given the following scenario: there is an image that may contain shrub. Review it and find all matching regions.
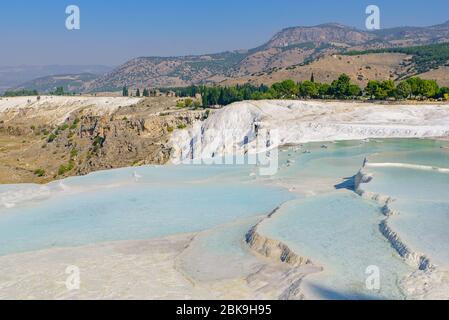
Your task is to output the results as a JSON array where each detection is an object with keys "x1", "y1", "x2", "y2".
[
  {"x1": 47, "y1": 133, "x2": 57, "y2": 143},
  {"x1": 70, "y1": 119, "x2": 79, "y2": 130},
  {"x1": 58, "y1": 160, "x2": 75, "y2": 176},
  {"x1": 58, "y1": 124, "x2": 69, "y2": 131},
  {"x1": 70, "y1": 148, "x2": 78, "y2": 159},
  {"x1": 184, "y1": 98, "x2": 193, "y2": 108},
  {"x1": 93, "y1": 136, "x2": 104, "y2": 147},
  {"x1": 34, "y1": 169, "x2": 45, "y2": 177},
  {"x1": 193, "y1": 101, "x2": 202, "y2": 109},
  {"x1": 176, "y1": 101, "x2": 185, "y2": 108}
]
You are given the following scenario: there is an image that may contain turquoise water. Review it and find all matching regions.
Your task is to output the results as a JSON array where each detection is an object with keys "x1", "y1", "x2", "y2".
[
  {"x1": 177, "y1": 216, "x2": 264, "y2": 282},
  {"x1": 259, "y1": 139, "x2": 449, "y2": 299},
  {"x1": 259, "y1": 193, "x2": 413, "y2": 300},
  {"x1": 0, "y1": 138, "x2": 448, "y2": 300},
  {"x1": 263, "y1": 139, "x2": 448, "y2": 190},
  {"x1": 362, "y1": 166, "x2": 449, "y2": 268},
  {"x1": 0, "y1": 165, "x2": 294, "y2": 256}
]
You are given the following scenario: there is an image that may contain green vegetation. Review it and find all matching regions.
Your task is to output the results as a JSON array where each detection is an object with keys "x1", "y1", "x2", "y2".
[
  {"x1": 70, "y1": 148, "x2": 78, "y2": 159},
  {"x1": 176, "y1": 101, "x2": 185, "y2": 108},
  {"x1": 47, "y1": 133, "x2": 57, "y2": 143},
  {"x1": 33, "y1": 169, "x2": 46, "y2": 177},
  {"x1": 364, "y1": 77, "x2": 442, "y2": 99},
  {"x1": 122, "y1": 86, "x2": 129, "y2": 97},
  {"x1": 57, "y1": 124, "x2": 69, "y2": 131},
  {"x1": 184, "y1": 98, "x2": 193, "y2": 108},
  {"x1": 344, "y1": 43, "x2": 449, "y2": 74},
  {"x1": 193, "y1": 101, "x2": 202, "y2": 109},
  {"x1": 50, "y1": 86, "x2": 72, "y2": 96},
  {"x1": 177, "y1": 123, "x2": 187, "y2": 130},
  {"x1": 70, "y1": 118, "x2": 80, "y2": 130},
  {"x1": 3, "y1": 89, "x2": 38, "y2": 97},
  {"x1": 176, "y1": 98, "x2": 195, "y2": 109},
  {"x1": 92, "y1": 136, "x2": 104, "y2": 152},
  {"x1": 169, "y1": 75, "x2": 362, "y2": 107},
  {"x1": 170, "y1": 83, "x2": 272, "y2": 107},
  {"x1": 58, "y1": 160, "x2": 75, "y2": 176},
  {"x1": 165, "y1": 73, "x2": 448, "y2": 106},
  {"x1": 438, "y1": 87, "x2": 449, "y2": 100}
]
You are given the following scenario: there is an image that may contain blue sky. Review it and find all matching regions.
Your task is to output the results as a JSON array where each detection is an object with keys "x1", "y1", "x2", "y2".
[{"x1": 0, "y1": 0, "x2": 448, "y2": 66}]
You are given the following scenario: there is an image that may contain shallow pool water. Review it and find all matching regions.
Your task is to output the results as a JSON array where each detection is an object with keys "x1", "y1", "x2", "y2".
[
  {"x1": 258, "y1": 193, "x2": 413, "y2": 300},
  {"x1": 361, "y1": 165, "x2": 449, "y2": 268},
  {"x1": 0, "y1": 165, "x2": 294, "y2": 256},
  {"x1": 0, "y1": 138, "x2": 448, "y2": 300}
]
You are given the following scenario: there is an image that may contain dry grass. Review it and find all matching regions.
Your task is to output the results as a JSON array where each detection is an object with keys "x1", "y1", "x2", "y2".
[{"x1": 222, "y1": 53, "x2": 412, "y2": 87}]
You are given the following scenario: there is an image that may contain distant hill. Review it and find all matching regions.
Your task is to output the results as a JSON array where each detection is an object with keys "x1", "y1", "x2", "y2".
[
  {"x1": 221, "y1": 42, "x2": 449, "y2": 87},
  {"x1": 0, "y1": 65, "x2": 113, "y2": 93},
  {"x1": 14, "y1": 73, "x2": 99, "y2": 93},
  {"x1": 84, "y1": 21, "x2": 449, "y2": 92}
]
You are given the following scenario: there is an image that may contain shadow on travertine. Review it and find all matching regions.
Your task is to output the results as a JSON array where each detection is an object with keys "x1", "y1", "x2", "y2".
[{"x1": 307, "y1": 283, "x2": 384, "y2": 300}]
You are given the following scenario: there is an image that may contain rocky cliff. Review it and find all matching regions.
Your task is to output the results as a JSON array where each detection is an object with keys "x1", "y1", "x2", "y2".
[{"x1": 0, "y1": 96, "x2": 208, "y2": 184}]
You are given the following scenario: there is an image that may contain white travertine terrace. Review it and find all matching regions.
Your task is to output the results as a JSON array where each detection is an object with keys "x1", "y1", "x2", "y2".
[
  {"x1": 171, "y1": 100, "x2": 449, "y2": 161},
  {"x1": 0, "y1": 96, "x2": 142, "y2": 125}
]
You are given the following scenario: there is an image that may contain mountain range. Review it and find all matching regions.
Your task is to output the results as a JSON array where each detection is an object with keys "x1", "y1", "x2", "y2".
[{"x1": 9, "y1": 21, "x2": 449, "y2": 93}]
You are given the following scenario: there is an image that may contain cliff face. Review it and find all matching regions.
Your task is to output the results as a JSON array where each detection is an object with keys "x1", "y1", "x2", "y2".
[
  {"x1": 0, "y1": 96, "x2": 208, "y2": 184},
  {"x1": 266, "y1": 24, "x2": 375, "y2": 48},
  {"x1": 73, "y1": 111, "x2": 207, "y2": 175}
]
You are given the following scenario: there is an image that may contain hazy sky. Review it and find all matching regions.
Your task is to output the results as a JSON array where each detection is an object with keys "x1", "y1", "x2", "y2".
[{"x1": 1, "y1": 0, "x2": 448, "y2": 66}]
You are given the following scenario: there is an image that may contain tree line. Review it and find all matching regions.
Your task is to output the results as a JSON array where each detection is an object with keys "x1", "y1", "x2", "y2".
[
  {"x1": 165, "y1": 74, "x2": 449, "y2": 107},
  {"x1": 2, "y1": 87, "x2": 77, "y2": 97},
  {"x1": 3, "y1": 89, "x2": 39, "y2": 97},
  {"x1": 122, "y1": 86, "x2": 151, "y2": 97}
]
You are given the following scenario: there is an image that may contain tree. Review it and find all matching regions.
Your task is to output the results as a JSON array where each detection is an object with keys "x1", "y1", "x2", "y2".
[
  {"x1": 299, "y1": 81, "x2": 318, "y2": 98},
  {"x1": 381, "y1": 80, "x2": 396, "y2": 98},
  {"x1": 122, "y1": 86, "x2": 129, "y2": 97},
  {"x1": 310, "y1": 73, "x2": 315, "y2": 83},
  {"x1": 437, "y1": 87, "x2": 449, "y2": 100},
  {"x1": 317, "y1": 83, "x2": 331, "y2": 98},
  {"x1": 142, "y1": 88, "x2": 149, "y2": 97},
  {"x1": 331, "y1": 74, "x2": 351, "y2": 98},
  {"x1": 406, "y1": 77, "x2": 424, "y2": 97},
  {"x1": 365, "y1": 80, "x2": 381, "y2": 99},
  {"x1": 365, "y1": 80, "x2": 394, "y2": 100},
  {"x1": 153, "y1": 75, "x2": 439, "y2": 106},
  {"x1": 202, "y1": 86, "x2": 221, "y2": 107},
  {"x1": 348, "y1": 84, "x2": 362, "y2": 98},
  {"x1": 54, "y1": 87, "x2": 65, "y2": 96},
  {"x1": 136, "y1": 89, "x2": 141, "y2": 97},
  {"x1": 396, "y1": 81, "x2": 412, "y2": 99},
  {"x1": 3, "y1": 89, "x2": 39, "y2": 97},
  {"x1": 419, "y1": 79, "x2": 439, "y2": 98},
  {"x1": 271, "y1": 80, "x2": 299, "y2": 99}
]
